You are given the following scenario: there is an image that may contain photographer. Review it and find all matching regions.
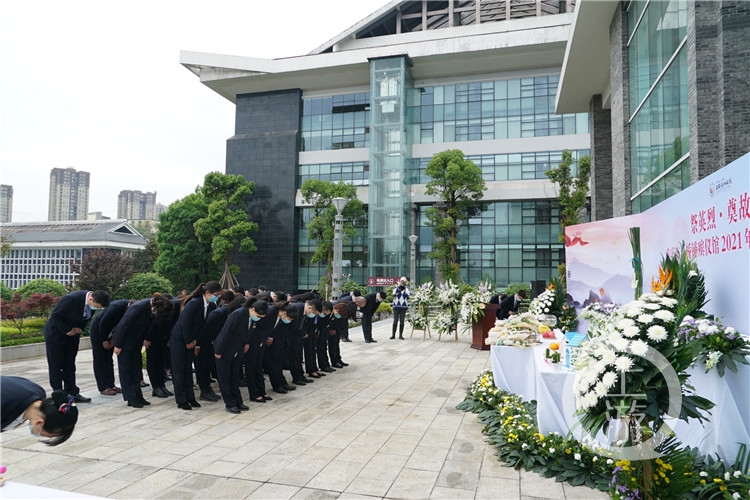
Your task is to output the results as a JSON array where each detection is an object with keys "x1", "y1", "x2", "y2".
[{"x1": 390, "y1": 277, "x2": 410, "y2": 340}]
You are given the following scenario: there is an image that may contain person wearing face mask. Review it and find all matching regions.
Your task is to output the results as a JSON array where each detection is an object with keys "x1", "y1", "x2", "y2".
[
  {"x1": 390, "y1": 278, "x2": 410, "y2": 340},
  {"x1": 170, "y1": 281, "x2": 222, "y2": 411},
  {"x1": 195, "y1": 290, "x2": 236, "y2": 402},
  {"x1": 303, "y1": 299, "x2": 325, "y2": 379},
  {"x1": 266, "y1": 304, "x2": 299, "y2": 394},
  {"x1": 315, "y1": 301, "x2": 334, "y2": 374},
  {"x1": 112, "y1": 294, "x2": 174, "y2": 408},
  {"x1": 355, "y1": 291, "x2": 387, "y2": 343},
  {"x1": 244, "y1": 296, "x2": 274, "y2": 403},
  {"x1": 44, "y1": 289, "x2": 111, "y2": 403},
  {"x1": 215, "y1": 297, "x2": 268, "y2": 412},
  {"x1": 327, "y1": 302, "x2": 350, "y2": 368},
  {"x1": 289, "y1": 299, "x2": 318, "y2": 386},
  {"x1": 1, "y1": 376, "x2": 79, "y2": 446}
]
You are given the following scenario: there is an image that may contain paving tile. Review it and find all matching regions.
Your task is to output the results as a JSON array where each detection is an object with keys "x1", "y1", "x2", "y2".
[
  {"x1": 563, "y1": 483, "x2": 611, "y2": 499},
  {"x1": 291, "y1": 487, "x2": 342, "y2": 500},
  {"x1": 430, "y1": 485, "x2": 477, "y2": 498},
  {"x1": 344, "y1": 476, "x2": 392, "y2": 497},
  {"x1": 305, "y1": 460, "x2": 364, "y2": 491},
  {"x1": 436, "y1": 458, "x2": 481, "y2": 490},
  {"x1": 245, "y1": 482, "x2": 302, "y2": 499},
  {"x1": 475, "y1": 475, "x2": 521, "y2": 499},
  {"x1": 387, "y1": 468, "x2": 440, "y2": 498},
  {"x1": 520, "y1": 469, "x2": 566, "y2": 498}
]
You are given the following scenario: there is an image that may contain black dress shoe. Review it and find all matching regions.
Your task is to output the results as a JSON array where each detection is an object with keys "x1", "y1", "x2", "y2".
[
  {"x1": 309, "y1": 373, "x2": 321, "y2": 378},
  {"x1": 238, "y1": 404, "x2": 250, "y2": 411},
  {"x1": 322, "y1": 367, "x2": 335, "y2": 373},
  {"x1": 200, "y1": 393, "x2": 218, "y2": 402},
  {"x1": 399, "y1": 336, "x2": 404, "y2": 340},
  {"x1": 369, "y1": 339, "x2": 378, "y2": 343},
  {"x1": 292, "y1": 379, "x2": 307, "y2": 386},
  {"x1": 262, "y1": 395, "x2": 272, "y2": 401},
  {"x1": 332, "y1": 363, "x2": 344, "y2": 369},
  {"x1": 252, "y1": 397, "x2": 266, "y2": 403},
  {"x1": 138, "y1": 398, "x2": 151, "y2": 406},
  {"x1": 302, "y1": 377, "x2": 314, "y2": 383},
  {"x1": 209, "y1": 391, "x2": 221, "y2": 400},
  {"x1": 226, "y1": 406, "x2": 241, "y2": 414},
  {"x1": 273, "y1": 387, "x2": 288, "y2": 394},
  {"x1": 282, "y1": 384, "x2": 297, "y2": 391},
  {"x1": 73, "y1": 394, "x2": 91, "y2": 403},
  {"x1": 340, "y1": 361, "x2": 349, "y2": 367},
  {"x1": 178, "y1": 402, "x2": 192, "y2": 410},
  {"x1": 128, "y1": 401, "x2": 144, "y2": 408},
  {"x1": 162, "y1": 386, "x2": 174, "y2": 396},
  {"x1": 390, "y1": 336, "x2": 395, "y2": 339},
  {"x1": 152, "y1": 388, "x2": 169, "y2": 398},
  {"x1": 341, "y1": 338, "x2": 352, "y2": 342},
  {"x1": 188, "y1": 400, "x2": 202, "y2": 408}
]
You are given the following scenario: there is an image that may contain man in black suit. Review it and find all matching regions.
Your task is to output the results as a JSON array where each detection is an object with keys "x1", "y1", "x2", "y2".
[
  {"x1": 497, "y1": 290, "x2": 527, "y2": 320},
  {"x1": 44, "y1": 289, "x2": 111, "y2": 403},
  {"x1": 355, "y1": 292, "x2": 386, "y2": 343}
]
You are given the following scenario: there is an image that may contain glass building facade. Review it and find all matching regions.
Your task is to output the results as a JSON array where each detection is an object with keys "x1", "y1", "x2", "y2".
[
  {"x1": 296, "y1": 71, "x2": 589, "y2": 289},
  {"x1": 628, "y1": 0, "x2": 690, "y2": 213}
]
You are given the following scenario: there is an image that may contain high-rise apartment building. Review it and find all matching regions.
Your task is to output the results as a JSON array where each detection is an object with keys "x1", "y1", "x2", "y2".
[
  {"x1": 0, "y1": 184, "x2": 12, "y2": 223},
  {"x1": 117, "y1": 190, "x2": 157, "y2": 220},
  {"x1": 48, "y1": 168, "x2": 90, "y2": 221}
]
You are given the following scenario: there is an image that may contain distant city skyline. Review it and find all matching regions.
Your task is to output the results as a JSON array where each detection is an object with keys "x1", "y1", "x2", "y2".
[
  {"x1": 48, "y1": 167, "x2": 89, "y2": 221},
  {"x1": 0, "y1": 184, "x2": 12, "y2": 223}
]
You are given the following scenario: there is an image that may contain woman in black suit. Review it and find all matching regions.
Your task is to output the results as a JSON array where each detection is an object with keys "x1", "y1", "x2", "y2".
[
  {"x1": 170, "y1": 282, "x2": 222, "y2": 411},
  {"x1": 197, "y1": 292, "x2": 243, "y2": 401},
  {"x1": 112, "y1": 294, "x2": 173, "y2": 408},
  {"x1": 214, "y1": 297, "x2": 268, "y2": 413}
]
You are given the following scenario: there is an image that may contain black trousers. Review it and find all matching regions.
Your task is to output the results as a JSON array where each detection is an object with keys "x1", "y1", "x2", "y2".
[
  {"x1": 46, "y1": 339, "x2": 80, "y2": 396},
  {"x1": 171, "y1": 345, "x2": 196, "y2": 405},
  {"x1": 244, "y1": 344, "x2": 266, "y2": 399},
  {"x1": 361, "y1": 313, "x2": 374, "y2": 341},
  {"x1": 328, "y1": 330, "x2": 341, "y2": 365},
  {"x1": 304, "y1": 334, "x2": 319, "y2": 374},
  {"x1": 146, "y1": 340, "x2": 167, "y2": 389},
  {"x1": 117, "y1": 348, "x2": 144, "y2": 403},
  {"x1": 392, "y1": 308, "x2": 407, "y2": 336},
  {"x1": 91, "y1": 338, "x2": 116, "y2": 391},
  {"x1": 195, "y1": 343, "x2": 214, "y2": 393},
  {"x1": 286, "y1": 335, "x2": 304, "y2": 381},
  {"x1": 266, "y1": 335, "x2": 288, "y2": 390},
  {"x1": 316, "y1": 329, "x2": 331, "y2": 370},
  {"x1": 216, "y1": 354, "x2": 243, "y2": 408}
]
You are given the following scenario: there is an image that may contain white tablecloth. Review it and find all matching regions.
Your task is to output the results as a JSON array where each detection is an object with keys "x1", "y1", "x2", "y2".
[{"x1": 490, "y1": 344, "x2": 750, "y2": 462}]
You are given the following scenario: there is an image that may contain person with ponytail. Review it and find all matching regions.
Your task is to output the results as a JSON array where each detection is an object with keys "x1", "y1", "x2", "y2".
[
  {"x1": 169, "y1": 281, "x2": 222, "y2": 410},
  {"x1": 1, "y1": 376, "x2": 79, "y2": 446}
]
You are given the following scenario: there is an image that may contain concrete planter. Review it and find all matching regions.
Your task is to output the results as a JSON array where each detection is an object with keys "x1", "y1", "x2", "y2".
[{"x1": 1, "y1": 337, "x2": 91, "y2": 361}]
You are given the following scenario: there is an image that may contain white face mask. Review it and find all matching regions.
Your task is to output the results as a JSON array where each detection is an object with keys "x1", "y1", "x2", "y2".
[{"x1": 29, "y1": 422, "x2": 42, "y2": 437}]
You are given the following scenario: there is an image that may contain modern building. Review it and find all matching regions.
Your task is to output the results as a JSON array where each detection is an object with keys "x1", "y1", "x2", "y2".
[
  {"x1": 0, "y1": 184, "x2": 12, "y2": 223},
  {"x1": 48, "y1": 167, "x2": 90, "y2": 221},
  {"x1": 87, "y1": 212, "x2": 111, "y2": 220},
  {"x1": 117, "y1": 190, "x2": 158, "y2": 221},
  {"x1": 181, "y1": 0, "x2": 590, "y2": 292},
  {"x1": 556, "y1": 0, "x2": 750, "y2": 219},
  {"x1": 0, "y1": 220, "x2": 147, "y2": 289}
]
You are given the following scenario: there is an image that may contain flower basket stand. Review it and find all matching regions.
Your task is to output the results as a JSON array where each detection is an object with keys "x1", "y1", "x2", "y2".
[
  {"x1": 410, "y1": 323, "x2": 431, "y2": 339},
  {"x1": 470, "y1": 303, "x2": 500, "y2": 351},
  {"x1": 438, "y1": 325, "x2": 459, "y2": 342}
]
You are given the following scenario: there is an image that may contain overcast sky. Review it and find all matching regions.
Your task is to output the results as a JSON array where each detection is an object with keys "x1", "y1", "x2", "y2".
[{"x1": 0, "y1": 0, "x2": 387, "y2": 222}]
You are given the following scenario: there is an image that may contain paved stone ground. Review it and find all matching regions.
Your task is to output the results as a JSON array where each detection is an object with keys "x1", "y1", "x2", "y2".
[{"x1": 0, "y1": 319, "x2": 608, "y2": 499}]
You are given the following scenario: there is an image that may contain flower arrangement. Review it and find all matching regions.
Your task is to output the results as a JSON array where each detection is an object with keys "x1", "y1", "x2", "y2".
[
  {"x1": 579, "y1": 301, "x2": 620, "y2": 331},
  {"x1": 459, "y1": 279, "x2": 494, "y2": 324},
  {"x1": 485, "y1": 312, "x2": 542, "y2": 347},
  {"x1": 573, "y1": 292, "x2": 714, "y2": 438},
  {"x1": 432, "y1": 280, "x2": 460, "y2": 336},
  {"x1": 676, "y1": 316, "x2": 749, "y2": 376},
  {"x1": 458, "y1": 370, "x2": 750, "y2": 499},
  {"x1": 407, "y1": 282, "x2": 435, "y2": 330},
  {"x1": 529, "y1": 287, "x2": 555, "y2": 316},
  {"x1": 527, "y1": 277, "x2": 578, "y2": 332}
]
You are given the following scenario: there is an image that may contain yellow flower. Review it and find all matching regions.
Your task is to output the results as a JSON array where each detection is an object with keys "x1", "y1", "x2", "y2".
[
  {"x1": 714, "y1": 478, "x2": 724, "y2": 483},
  {"x1": 533, "y1": 433, "x2": 545, "y2": 441},
  {"x1": 720, "y1": 486, "x2": 727, "y2": 491}
]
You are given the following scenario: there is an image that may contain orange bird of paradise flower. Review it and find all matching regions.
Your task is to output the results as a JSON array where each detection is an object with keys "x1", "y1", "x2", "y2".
[{"x1": 651, "y1": 266, "x2": 673, "y2": 293}]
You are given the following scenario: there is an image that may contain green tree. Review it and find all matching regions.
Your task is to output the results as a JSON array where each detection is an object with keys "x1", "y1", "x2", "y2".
[
  {"x1": 1, "y1": 235, "x2": 13, "y2": 257},
  {"x1": 1, "y1": 281, "x2": 14, "y2": 301},
  {"x1": 545, "y1": 149, "x2": 591, "y2": 243},
  {"x1": 424, "y1": 149, "x2": 487, "y2": 283},
  {"x1": 300, "y1": 180, "x2": 365, "y2": 295},
  {"x1": 70, "y1": 249, "x2": 134, "y2": 295},
  {"x1": 193, "y1": 172, "x2": 258, "y2": 289},
  {"x1": 132, "y1": 236, "x2": 158, "y2": 274},
  {"x1": 16, "y1": 278, "x2": 68, "y2": 298},
  {"x1": 114, "y1": 272, "x2": 174, "y2": 300},
  {"x1": 154, "y1": 193, "x2": 219, "y2": 292}
]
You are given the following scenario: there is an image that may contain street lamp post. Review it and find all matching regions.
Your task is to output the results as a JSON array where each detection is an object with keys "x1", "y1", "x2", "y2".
[
  {"x1": 331, "y1": 197, "x2": 348, "y2": 301},
  {"x1": 408, "y1": 234, "x2": 418, "y2": 283}
]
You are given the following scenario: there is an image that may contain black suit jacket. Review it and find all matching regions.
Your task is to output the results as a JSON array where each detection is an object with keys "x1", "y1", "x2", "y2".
[
  {"x1": 90, "y1": 299, "x2": 130, "y2": 343},
  {"x1": 146, "y1": 298, "x2": 180, "y2": 343},
  {"x1": 199, "y1": 306, "x2": 231, "y2": 347},
  {"x1": 170, "y1": 297, "x2": 211, "y2": 347},
  {"x1": 44, "y1": 290, "x2": 92, "y2": 346},
  {"x1": 112, "y1": 299, "x2": 154, "y2": 351},
  {"x1": 361, "y1": 293, "x2": 380, "y2": 318},
  {"x1": 497, "y1": 294, "x2": 520, "y2": 320},
  {"x1": 214, "y1": 307, "x2": 251, "y2": 358}
]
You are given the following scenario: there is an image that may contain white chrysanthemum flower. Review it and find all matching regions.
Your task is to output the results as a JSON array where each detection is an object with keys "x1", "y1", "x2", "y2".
[
  {"x1": 682, "y1": 315, "x2": 694, "y2": 324},
  {"x1": 705, "y1": 324, "x2": 719, "y2": 334},
  {"x1": 653, "y1": 310, "x2": 675, "y2": 322},
  {"x1": 583, "y1": 392, "x2": 599, "y2": 408},
  {"x1": 621, "y1": 325, "x2": 641, "y2": 338},
  {"x1": 612, "y1": 337, "x2": 629, "y2": 352},
  {"x1": 637, "y1": 313, "x2": 654, "y2": 324},
  {"x1": 601, "y1": 350, "x2": 617, "y2": 365},
  {"x1": 594, "y1": 360, "x2": 608, "y2": 374},
  {"x1": 617, "y1": 318, "x2": 636, "y2": 330},
  {"x1": 615, "y1": 356, "x2": 633, "y2": 372},
  {"x1": 594, "y1": 382, "x2": 608, "y2": 397},
  {"x1": 574, "y1": 453, "x2": 582, "y2": 461},
  {"x1": 630, "y1": 339, "x2": 649, "y2": 357},
  {"x1": 602, "y1": 371, "x2": 617, "y2": 389},
  {"x1": 624, "y1": 307, "x2": 642, "y2": 318},
  {"x1": 726, "y1": 327, "x2": 737, "y2": 335},
  {"x1": 643, "y1": 303, "x2": 662, "y2": 311},
  {"x1": 647, "y1": 325, "x2": 668, "y2": 342},
  {"x1": 660, "y1": 297, "x2": 678, "y2": 307}
]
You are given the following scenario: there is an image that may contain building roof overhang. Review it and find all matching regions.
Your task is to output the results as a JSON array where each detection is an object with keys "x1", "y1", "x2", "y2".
[
  {"x1": 181, "y1": 13, "x2": 574, "y2": 102},
  {"x1": 555, "y1": 0, "x2": 618, "y2": 114}
]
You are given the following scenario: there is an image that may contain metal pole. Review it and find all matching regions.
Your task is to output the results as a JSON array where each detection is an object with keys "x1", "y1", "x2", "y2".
[
  {"x1": 408, "y1": 234, "x2": 418, "y2": 283},
  {"x1": 331, "y1": 197, "x2": 347, "y2": 301}
]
